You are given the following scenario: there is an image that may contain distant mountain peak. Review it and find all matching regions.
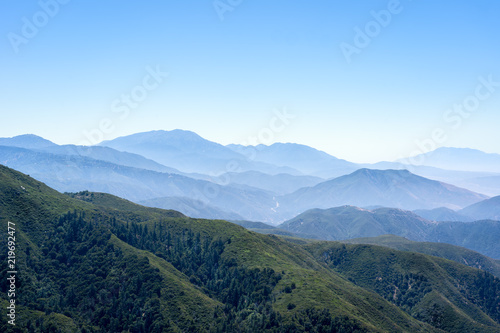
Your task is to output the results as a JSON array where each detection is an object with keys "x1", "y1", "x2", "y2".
[
  {"x1": 148, "y1": 129, "x2": 202, "y2": 137},
  {"x1": 228, "y1": 141, "x2": 357, "y2": 178},
  {"x1": 280, "y1": 168, "x2": 488, "y2": 216},
  {"x1": 101, "y1": 129, "x2": 205, "y2": 145},
  {"x1": 98, "y1": 129, "x2": 251, "y2": 174},
  {"x1": 398, "y1": 147, "x2": 500, "y2": 173},
  {"x1": 0, "y1": 134, "x2": 57, "y2": 149},
  {"x1": 335, "y1": 168, "x2": 418, "y2": 186}
]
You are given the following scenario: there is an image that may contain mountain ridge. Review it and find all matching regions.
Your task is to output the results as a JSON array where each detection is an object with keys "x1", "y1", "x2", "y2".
[
  {"x1": 99, "y1": 130, "x2": 302, "y2": 175},
  {"x1": 0, "y1": 132, "x2": 496, "y2": 224},
  {"x1": 277, "y1": 204, "x2": 500, "y2": 259},
  {"x1": 459, "y1": 195, "x2": 500, "y2": 221},
  {"x1": 0, "y1": 134, "x2": 57, "y2": 149},
  {"x1": 398, "y1": 147, "x2": 500, "y2": 173},
  {"x1": 277, "y1": 168, "x2": 488, "y2": 218}
]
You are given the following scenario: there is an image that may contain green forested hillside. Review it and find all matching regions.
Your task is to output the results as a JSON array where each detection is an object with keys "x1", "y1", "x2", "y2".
[
  {"x1": 1, "y1": 165, "x2": 499, "y2": 332},
  {"x1": 342, "y1": 235, "x2": 500, "y2": 278},
  {"x1": 279, "y1": 206, "x2": 433, "y2": 241},
  {"x1": 306, "y1": 242, "x2": 500, "y2": 332}
]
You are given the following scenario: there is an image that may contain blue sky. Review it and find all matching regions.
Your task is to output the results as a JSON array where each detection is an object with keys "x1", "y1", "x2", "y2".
[{"x1": 1, "y1": 0, "x2": 499, "y2": 163}]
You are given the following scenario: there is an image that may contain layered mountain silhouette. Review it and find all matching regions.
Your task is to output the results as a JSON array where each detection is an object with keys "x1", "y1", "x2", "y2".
[
  {"x1": 1, "y1": 132, "x2": 494, "y2": 224},
  {"x1": 99, "y1": 130, "x2": 300, "y2": 175},
  {"x1": 277, "y1": 168, "x2": 488, "y2": 218},
  {"x1": 367, "y1": 160, "x2": 500, "y2": 196},
  {"x1": 0, "y1": 145, "x2": 277, "y2": 221},
  {"x1": 277, "y1": 205, "x2": 500, "y2": 259}
]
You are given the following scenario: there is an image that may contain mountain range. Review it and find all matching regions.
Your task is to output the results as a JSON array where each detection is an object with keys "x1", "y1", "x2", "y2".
[
  {"x1": 1, "y1": 131, "x2": 498, "y2": 224},
  {"x1": 0, "y1": 144, "x2": 280, "y2": 221},
  {"x1": 0, "y1": 133, "x2": 57, "y2": 149},
  {"x1": 2, "y1": 164, "x2": 500, "y2": 332},
  {"x1": 99, "y1": 130, "x2": 301, "y2": 175},
  {"x1": 277, "y1": 168, "x2": 488, "y2": 217},
  {"x1": 275, "y1": 205, "x2": 500, "y2": 259},
  {"x1": 367, "y1": 161, "x2": 500, "y2": 197},
  {"x1": 50, "y1": 129, "x2": 500, "y2": 195}
]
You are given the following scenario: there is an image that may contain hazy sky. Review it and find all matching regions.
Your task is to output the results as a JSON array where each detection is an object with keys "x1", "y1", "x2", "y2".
[{"x1": 1, "y1": 0, "x2": 499, "y2": 163}]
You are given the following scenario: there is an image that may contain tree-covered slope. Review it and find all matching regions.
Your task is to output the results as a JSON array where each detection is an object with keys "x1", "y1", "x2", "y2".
[
  {"x1": 306, "y1": 242, "x2": 500, "y2": 332},
  {"x1": 342, "y1": 234, "x2": 500, "y2": 278}
]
